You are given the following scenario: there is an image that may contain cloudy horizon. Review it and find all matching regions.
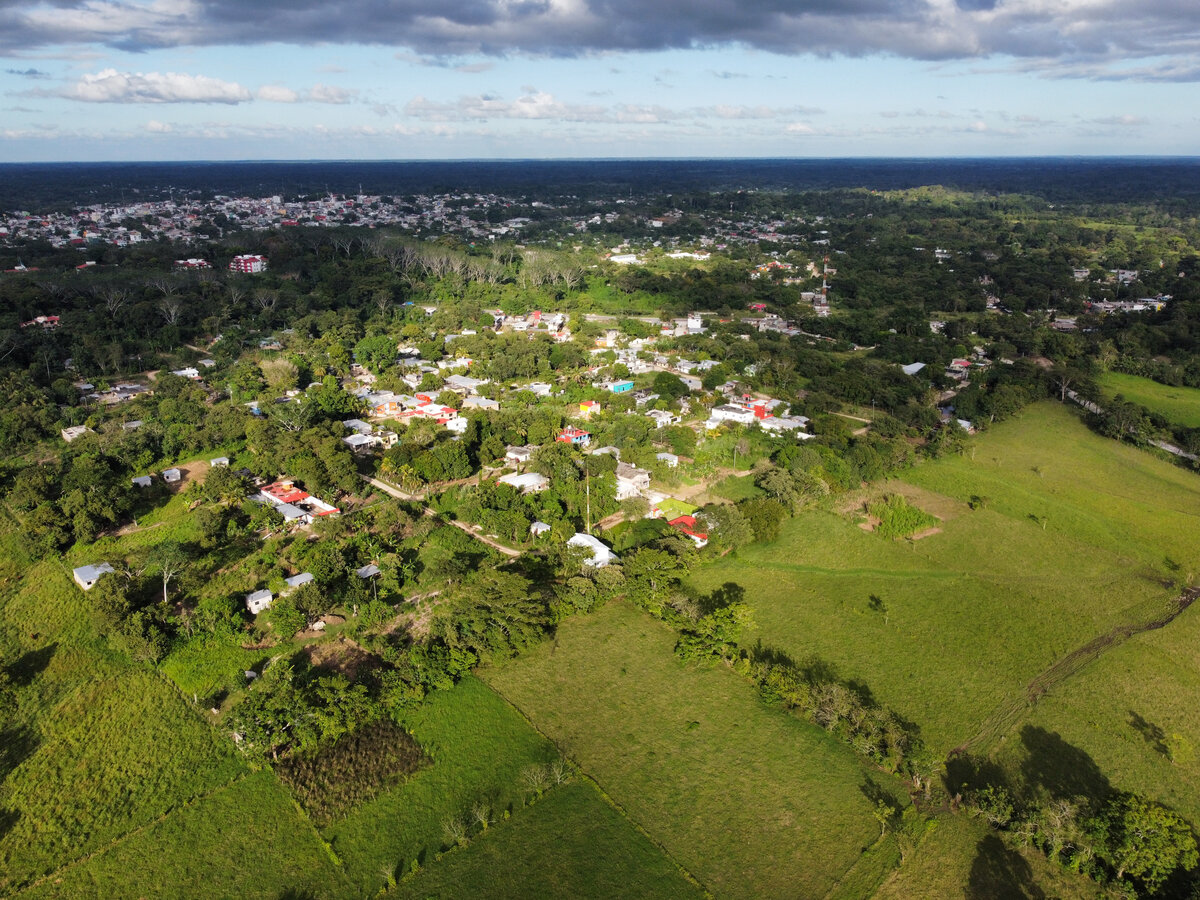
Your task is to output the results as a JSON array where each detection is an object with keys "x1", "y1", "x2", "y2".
[{"x1": 1, "y1": 0, "x2": 1197, "y2": 160}]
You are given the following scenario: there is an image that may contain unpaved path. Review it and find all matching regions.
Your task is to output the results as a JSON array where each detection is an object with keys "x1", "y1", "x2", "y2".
[
  {"x1": 363, "y1": 475, "x2": 521, "y2": 557},
  {"x1": 955, "y1": 585, "x2": 1200, "y2": 756}
]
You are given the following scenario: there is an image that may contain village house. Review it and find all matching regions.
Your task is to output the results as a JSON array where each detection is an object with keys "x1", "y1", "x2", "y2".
[
  {"x1": 246, "y1": 589, "x2": 272, "y2": 615},
  {"x1": 498, "y1": 471, "x2": 550, "y2": 494},
  {"x1": 567, "y1": 533, "x2": 618, "y2": 567},
  {"x1": 557, "y1": 426, "x2": 591, "y2": 447},
  {"x1": 505, "y1": 444, "x2": 538, "y2": 466},
  {"x1": 73, "y1": 563, "x2": 114, "y2": 591},
  {"x1": 615, "y1": 462, "x2": 652, "y2": 500}
]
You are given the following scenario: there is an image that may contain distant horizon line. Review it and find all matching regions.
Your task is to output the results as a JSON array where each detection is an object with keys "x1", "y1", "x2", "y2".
[{"x1": 2, "y1": 154, "x2": 1199, "y2": 166}]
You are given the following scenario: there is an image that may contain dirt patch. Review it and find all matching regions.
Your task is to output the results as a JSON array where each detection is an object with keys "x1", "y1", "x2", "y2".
[
  {"x1": 304, "y1": 637, "x2": 380, "y2": 680},
  {"x1": 858, "y1": 515, "x2": 881, "y2": 533},
  {"x1": 880, "y1": 479, "x2": 967, "y2": 522},
  {"x1": 909, "y1": 526, "x2": 943, "y2": 541}
]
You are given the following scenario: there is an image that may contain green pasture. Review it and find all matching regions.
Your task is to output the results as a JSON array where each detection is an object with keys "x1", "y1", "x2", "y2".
[
  {"x1": 484, "y1": 599, "x2": 902, "y2": 900},
  {"x1": 689, "y1": 403, "x2": 1200, "y2": 756},
  {"x1": 989, "y1": 597, "x2": 1200, "y2": 825},
  {"x1": 391, "y1": 780, "x2": 702, "y2": 900},
  {"x1": 325, "y1": 675, "x2": 559, "y2": 896},
  {"x1": 1099, "y1": 372, "x2": 1200, "y2": 428},
  {"x1": 872, "y1": 815, "x2": 1100, "y2": 900}
]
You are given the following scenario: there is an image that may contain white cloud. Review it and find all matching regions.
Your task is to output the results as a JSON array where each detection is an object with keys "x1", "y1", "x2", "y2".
[
  {"x1": 307, "y1": 83, "x2": 355, "y2": 104},
  {"x1": 62, "y1": 68, "x2": 251, "y2": 103},
  {"x1": 257, "y1": 84, "x2": 298, "y2": 103},
  {"x1": 145, "y1": 119, "x2": 172, "y2": 132}
]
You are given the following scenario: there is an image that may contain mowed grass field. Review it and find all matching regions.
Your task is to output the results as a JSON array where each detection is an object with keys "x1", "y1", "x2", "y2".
[
  {"x1": 689, "y1": 402, "x2": 1200, "y2": 756},
  {"x1": 483, "y1": 599, "x2": 903, "y2": 900},
  {"x1": 390, "y1": 780, "x2": 704, "y2": 900},
  {"x1": 1099, "y1": 371, "x2": 1200, "y2": 427}
]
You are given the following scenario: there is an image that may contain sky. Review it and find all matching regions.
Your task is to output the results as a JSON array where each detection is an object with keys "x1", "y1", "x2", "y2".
[{"x1": 0, "y1": 0, "x2": 1197, "y2": 161}]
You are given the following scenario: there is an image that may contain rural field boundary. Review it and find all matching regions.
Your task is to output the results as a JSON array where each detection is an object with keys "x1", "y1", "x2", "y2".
[
  {"x1": 955, "y1": 585, "x2": 1200, "y2": 756},
  {"x1": 481, "y1": 678, "x2": 714, "y2": 899}
]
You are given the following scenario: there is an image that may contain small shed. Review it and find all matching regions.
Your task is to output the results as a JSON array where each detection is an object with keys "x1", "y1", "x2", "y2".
[
  {"x1": 162, "y1": 467, "x2": 183, "y2": 483},
  {"x1": 284, "y1": 572, "x2": 314, "y2": 590},
  {"x1": 210, "y1": 456, "x2": 230, "y2": 467},
  {"x1": 73, "y1": 562, "x2": 115, "y2": 591},
  {"x1": 246, "y1": 589, "x2": 273, "y2": 615},
  {"x1": 356, "y1": 564, "x2": 381, "y2": 579},
  {"x1": 132, "y1": 475, "x2": 153, "y2": 488},
  {"x1": 530, "y1": 521, "x2": 551, "y2": 537}
]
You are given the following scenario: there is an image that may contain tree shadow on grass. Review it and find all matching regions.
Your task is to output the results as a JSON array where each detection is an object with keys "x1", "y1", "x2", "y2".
[
  {"x1": 0, "y1": 725, "x2": 39, "y2": 783},
  {"x1": 1018, "y1": 726, "x2": 1111, "y2": 808},
  {"x1": 4, "y1": 643, "x2": 56, "y2": 686},
  {"x1": 967, "y1": 834, "x2": 1045, "y2": 900},
  {"x1": 1128, "y1": 710, "x2": 1169, "y2": 757}
]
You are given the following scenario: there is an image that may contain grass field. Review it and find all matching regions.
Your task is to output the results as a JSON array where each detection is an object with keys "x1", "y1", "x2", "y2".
[
  {"x1": 989, "y1": 595, "x2": 1200, "y2": 825},
  {"x1": 689, "y1": 403, "x2": 1200, "y2": 756},
  {"x1": 391, "y1": 780, "x2": 703, "y2": 900},
  {"x1": 872, "y1": 814, "x2": 1100, "y2": 900},
  {"x1": 0, "y1": 545, "x2": 251, "y2": 892},
  {"x1": 15, "y1": 772, "x2": 349, "y2": 900},
  {"x1": 324, "y1": 675, "x2": 560, "y2": 896},
  {"x1": 483, "y1": 599, "x2": 904, "y2": 900},
  {"x1": 1099, "y1": 371, "x2": 1200, "y2": 427}
]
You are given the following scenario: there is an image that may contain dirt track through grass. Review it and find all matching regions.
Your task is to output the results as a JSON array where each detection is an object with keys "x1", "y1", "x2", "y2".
[{"x1": 957, "y1": 586, "x2": 1200, "y2": 755}]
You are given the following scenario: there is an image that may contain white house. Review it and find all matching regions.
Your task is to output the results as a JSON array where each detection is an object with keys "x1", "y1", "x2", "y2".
[
  {"x1": 61, "y1": 425, "x2": 91, "y2": 443},
  {"x1": 615, "y1": 462, "x2": 651, "y2": 500},
  {"x1": 246, "y1": 589, "x2": 272, "y2": 615},
  {"x1": 710, "y1": 404, "x2": 757, "y2": 425},
  {"x1": 73, "y1": 562, "x2": 114, "y2": 591},
  {"x1": 530, "y1": 521, "x2": 551, "y2": 537},
  {"x1": 284, "y1": 573, "x2": 314, "y2": 590},
  {"x1": 462, "y1": 395, "x2": 500, "y2": 411},
  {"x1": 498, "y1": 471, "x2": 550, "y2": 494},
  {"x1": 656, "y1": 452, "x2": 679, "y2": 468},
  {"x1": 132, "y1": 475, "x2": 153, "y2": 488},
  {"x1": 567, "y1": 533, "x2": 618, "y2": 567},
  {"x1": 505, "y1": 445, "x2": 537, "y2": 465}
]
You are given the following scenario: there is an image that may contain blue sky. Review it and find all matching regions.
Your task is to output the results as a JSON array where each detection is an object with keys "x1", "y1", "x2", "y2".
[{"x1": 1, "y1": 0, "x2": 1197, "y2": 160}]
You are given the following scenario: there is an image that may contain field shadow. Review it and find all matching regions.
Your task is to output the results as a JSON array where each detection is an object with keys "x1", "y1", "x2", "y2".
[
  {"x1": 1128, "y1": 710, "x2": 1169, "y2": 757},
  {"x1": 0, "y1": 724, "x2": 40, "y2": 782},
  {"x1": 698, "y1": 581, "x2": 745, "y2": 616},
  {"x1": 1018, "y1": 726, "x2": 1110, "y2": 807},
  {"x1": 967, "y1": 834, "x2": 1045, "y2": 900},
  {"x1": 4, "y1": 642, "x2": 57, "y2": 686},
  {"x1": 944, "y1": 752, "x2": 1012, "y2": 798}
]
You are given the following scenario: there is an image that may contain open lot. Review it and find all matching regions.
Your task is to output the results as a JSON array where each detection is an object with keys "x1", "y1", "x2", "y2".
[{"x1": 483, "y1": 599, "x2": 902, "y2": 900}]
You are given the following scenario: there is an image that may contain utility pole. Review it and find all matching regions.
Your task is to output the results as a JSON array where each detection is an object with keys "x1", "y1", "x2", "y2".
[{"x1": 585, "y1": 462, "x2": 591, "y2": 534}]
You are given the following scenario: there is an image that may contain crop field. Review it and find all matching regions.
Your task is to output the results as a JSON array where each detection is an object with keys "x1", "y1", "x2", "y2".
[
  {"x1": 1099, "y1": 372, "x2": 1200, "y2": 427},
  {"x1": 14, "y1": 772, "x2": 348, "y2": 900},
  {"x1": 689, "y1": 403, "x2": 1200, "y2": 756},
  {"x1": 324, "y1": 675, "x2": 560, "y2": 896},
  {"x1": 391, "y1": 780, "x2": 703, "y2": 899},
  {"x1": 483, "y1": 599, "x2": 902, "y2": 900}
]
